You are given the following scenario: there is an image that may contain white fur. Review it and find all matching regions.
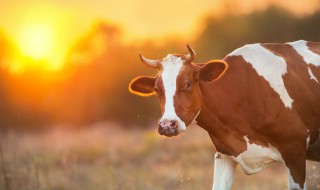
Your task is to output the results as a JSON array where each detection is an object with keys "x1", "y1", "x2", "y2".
[
  {"x1": 229, "y1": 44, "x2": 294, "y2": 108},
  {"x1": 160, "y1": 54, "x2": 186, "y2": 132},
  {"x1": 287, "y1": 167, "x2": 307, "y2": 190},
  {"x1": 288, "y1": 40, "x2": 320, "y2": 84},
  {"x1": 232, "y1": 136, "x2": 282, "y2": 175},
  {"x1": 288, "y1": 40, "x2": 320, "y2": 67},
  {"x1": 308, "y1": 67, "x2": 319, "y2": 83},
  {"x1": 306, "y1": 130, "x2": 310, "y2": 149},
  {"x1": 192, "y1": 109, "x2": 201, "y2": 124},
  {"x1": 212, "y1": 153, "x2": 237, "y2": 190}
]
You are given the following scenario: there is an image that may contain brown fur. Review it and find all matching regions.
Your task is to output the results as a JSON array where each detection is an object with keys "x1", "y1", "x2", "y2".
[{"x1": 307, "y1": 41, "x2": 320, "y2": 55}]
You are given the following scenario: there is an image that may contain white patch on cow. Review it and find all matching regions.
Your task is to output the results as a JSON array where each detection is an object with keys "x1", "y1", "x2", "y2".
[
  {"x1": 308, "y1": 66, "x2": 319, "y2": 83},
  {"x1": 287, "y1": 167, "x2": 307, "y2": 190},
  {"x1": 288, "y1": 40, "x2": 320, "y2": 84},
  {"x1": 288, "y1": 40, "x2": 320, "y2": 66},
  {"x1": 229, "y1": 43, "x2": 294, "y2": 108},
  {"x1": 212, "y1": 152, "x2": 237, "y2": 190},
  {"x1": 160, "y1": 54, "x2": 186, "y2": 132},
  {"x1": 192, "y1": 109, "x2": 201, "y2": 124},
  {"x1": 232, "y1": 136, "x2": 283, "y2": 175}
]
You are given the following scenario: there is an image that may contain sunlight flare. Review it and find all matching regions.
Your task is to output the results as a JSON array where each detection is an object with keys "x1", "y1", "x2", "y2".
[{"x1": 18, "y1": 23, "x2": 54, "y2": 60}]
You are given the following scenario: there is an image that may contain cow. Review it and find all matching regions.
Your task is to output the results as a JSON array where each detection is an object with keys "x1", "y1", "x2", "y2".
[{"x1": 128, "y1": 40, "x2": 320, "y2": 190}]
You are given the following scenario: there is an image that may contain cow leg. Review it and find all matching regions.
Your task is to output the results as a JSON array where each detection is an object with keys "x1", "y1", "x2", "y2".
[
  {"x1": 287, "y1": 167, "x2": 307, "y2": 190},
  {"x1": 281, "y1": 145, "x2": 307, "y2": 190},
  {"x1": 212, "y1": 152, "x2": 237, "y2": 190}
]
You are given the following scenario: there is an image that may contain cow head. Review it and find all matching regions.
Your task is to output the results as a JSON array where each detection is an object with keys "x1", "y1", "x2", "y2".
[{"x1": 129, "y1": 45, "x2": 228, "y2": 137}]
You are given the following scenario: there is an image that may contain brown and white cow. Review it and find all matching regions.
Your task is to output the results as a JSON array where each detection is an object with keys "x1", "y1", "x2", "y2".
[{"x1": 129, "y1": 40, "x2": 320, "y2": 190}]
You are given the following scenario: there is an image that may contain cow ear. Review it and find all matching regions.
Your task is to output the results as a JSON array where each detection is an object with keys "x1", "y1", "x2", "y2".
[
  {"x1": 198, "y1": 60, "x2": 228, "y2": 81},
  {"x1": 129, "y1": 76, "x2": 156, "y2": 97}
]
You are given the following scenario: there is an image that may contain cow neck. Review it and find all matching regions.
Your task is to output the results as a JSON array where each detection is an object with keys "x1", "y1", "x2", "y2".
[{"x1": 195, "y1": 85, "x2": 247, "y2": 156}]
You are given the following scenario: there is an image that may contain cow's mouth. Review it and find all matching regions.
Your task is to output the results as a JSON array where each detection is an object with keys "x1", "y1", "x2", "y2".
[{"x1": 158, "y1": 126, "x2": 179, "y2": 137}]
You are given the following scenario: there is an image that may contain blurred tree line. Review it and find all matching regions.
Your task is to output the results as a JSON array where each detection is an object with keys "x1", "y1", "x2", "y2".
[
  {"x1": 0, "y1": 7, "x2": 319, "y2": 131},
  {"x1": 196, "y1": 7, "x2": 320, "y2": 61}
]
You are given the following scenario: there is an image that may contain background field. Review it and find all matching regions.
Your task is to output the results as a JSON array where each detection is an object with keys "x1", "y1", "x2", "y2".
[{"x1": 0, "y1": 123, "x2": 319, "y2": 190}]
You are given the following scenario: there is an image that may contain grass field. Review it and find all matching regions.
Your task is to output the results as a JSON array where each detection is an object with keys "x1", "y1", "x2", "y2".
[{"x1": 0, "y1": 122, "x2": 319, "y2": 190}]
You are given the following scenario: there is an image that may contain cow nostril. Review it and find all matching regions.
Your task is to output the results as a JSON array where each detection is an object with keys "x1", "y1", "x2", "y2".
[
  {"x1": 159, "y1": 121, "x2": 166, "y2": 128},
  {"x1": 170, "y1": 120, "x2": 177, "y2": 127}
]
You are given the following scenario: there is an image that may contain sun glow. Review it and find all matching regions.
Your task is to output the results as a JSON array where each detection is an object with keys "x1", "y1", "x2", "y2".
[
  {"x1": 18, "y1": 24, "x2": 54, "y2": 60},
  {"x1": 10, "y1": 20, "x2": 67, "y2": 73}
]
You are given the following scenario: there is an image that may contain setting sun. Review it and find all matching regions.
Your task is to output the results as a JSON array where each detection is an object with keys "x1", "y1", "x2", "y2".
[
  {"x1": 18, "y1": 24, "x2": 53, "y2": 60},
  {"x1": 10, "y1": 20, "x2": 67, "y2": 72}
]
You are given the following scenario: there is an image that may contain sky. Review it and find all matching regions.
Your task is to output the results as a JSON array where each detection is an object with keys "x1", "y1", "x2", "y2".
[
  {"x1": 1, "y1": 0, "x2": 319, "y2": 42},
  {"x1": 0, "y1": 0, "x2": 319, "y2": 71},
  {"x1": 0, "y1": 0, "x2": 220, "y2": 43}
]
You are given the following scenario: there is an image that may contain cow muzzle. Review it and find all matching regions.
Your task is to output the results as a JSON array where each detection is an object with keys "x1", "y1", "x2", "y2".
[{"x1": 158, "y1": 119, "x2": 179, "y2": 136}]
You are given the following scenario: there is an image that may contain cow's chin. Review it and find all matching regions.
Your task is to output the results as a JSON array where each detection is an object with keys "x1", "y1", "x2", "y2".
[
  {"x1": 159, "y1": 131, "x2": 179, "y2": 137},
  {"x1": 158, "y1": 129, "x2": 182, "y2": 137}
]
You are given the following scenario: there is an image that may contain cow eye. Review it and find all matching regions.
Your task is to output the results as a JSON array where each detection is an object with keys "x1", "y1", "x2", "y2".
[{"x1": 184, "y1": 82, "x2": 192, "y2": 89}]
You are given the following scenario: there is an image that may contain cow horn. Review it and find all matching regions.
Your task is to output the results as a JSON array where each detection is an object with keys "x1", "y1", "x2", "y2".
[
  {"x1": 139, "y1": 53, "x2": 160, "y2": 69},
  {"x1": 185, "y1": 44, "x2": 196, "y2": 63}
]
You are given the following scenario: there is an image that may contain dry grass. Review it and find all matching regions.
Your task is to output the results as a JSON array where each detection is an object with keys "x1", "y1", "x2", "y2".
[{"x1": 0, "y1": 122, "x2": 319, "y2": 190}]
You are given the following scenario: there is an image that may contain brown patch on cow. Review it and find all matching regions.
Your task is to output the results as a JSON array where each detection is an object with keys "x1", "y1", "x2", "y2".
[
  {"x1": 307, "y1": 41, "x2": 320, "y2": 55},
  {"x1": 173, "y1": 64, "x2": 202, "y2": 127}
]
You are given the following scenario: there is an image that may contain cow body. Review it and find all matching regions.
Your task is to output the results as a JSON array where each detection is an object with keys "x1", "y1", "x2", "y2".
[
  {"x1": 129, "y1": 40, "x2": 320, "y2": 190},
  {"x1": 196, "y1": 40, "x2": 320, "y2": 189}
]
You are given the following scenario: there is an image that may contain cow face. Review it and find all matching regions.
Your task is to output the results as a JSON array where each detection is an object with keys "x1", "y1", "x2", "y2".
[{"x1": 129, "y1": 45, "x2": 228, "y2": 137}]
